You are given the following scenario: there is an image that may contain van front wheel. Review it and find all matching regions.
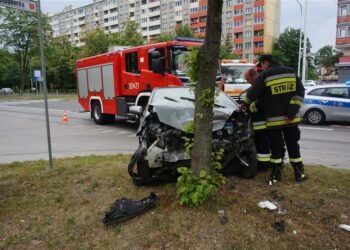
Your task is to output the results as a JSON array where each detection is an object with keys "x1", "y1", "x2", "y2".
[{"x1": 92, "y1": 102, "x2": 114, "y2": 124}]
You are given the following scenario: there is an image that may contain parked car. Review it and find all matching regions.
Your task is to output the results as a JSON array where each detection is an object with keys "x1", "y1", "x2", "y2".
[
  {"x1": 0, "y1": 88, "x2": 13, "y2": 95},
  {"x1": 303, "y1": 80, "x2": 316, "y2": 87},
  {"x1": 300, "y1": 83, "x2": 350, "y2": 125}
]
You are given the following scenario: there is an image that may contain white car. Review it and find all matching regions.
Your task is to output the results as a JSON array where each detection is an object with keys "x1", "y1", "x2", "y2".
[
  {"x1": 0, "y1": 88, "x2": 13, "y2": 95},
  {"x1": 300, "y1": 84, "x2": 350, "y2": 125}
]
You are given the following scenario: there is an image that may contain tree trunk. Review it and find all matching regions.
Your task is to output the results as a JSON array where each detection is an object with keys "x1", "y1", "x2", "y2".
[
  {"x1": 20, "y1": 69, "x2": 27, "y2": 95},
  {"x1": 191, "y1": 0, "x2": 223, "y2": 176}
]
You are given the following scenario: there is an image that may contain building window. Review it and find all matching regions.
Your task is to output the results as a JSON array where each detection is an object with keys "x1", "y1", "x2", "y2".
[
  {"x1": 254, "y1": 6, "x2": 264, "y2": 13},
  {"x1": 234, "y1": 21, "x2": 243, "y2": 27},
  {"x1": 234, "y1": 9, "x2": 243, "y2": 15},
  {"x1": 235, "y1": 44, "x2": 243, "y2": 50},
  {"x1": 339, "y1": 27, "x2": 347, "y2": 38},
  {"x1": 245, "y1": 53, "x2": 251, "y2": 59},
  {"x1": 245, "y1": 42, "x2": 251, "y2": 49},
  {"x1": 245, "y1": 7, "x2": 252, "y2": 15},
  {"x1": 235, "y1": 32, "x2": 243, "y2": 38},
  {"x1": 254, "y1": 29, "x2": 264, "y2": 36},
  {"x1": 226, "y1": 0, "x2": 233, "y2": 7},
  {"x1": 226, "y1": 11, "x2": 233, "y2": 18},
  {"x1": 254, "y1": 18, "x2": 264, "y2": 24},
  {"x1": 245, "y1": 30, "x2": 251, "y2": 37},
  {"x1": 339, "y1": 5, "x2": 348, "y2": 16},
  {"x1": 125, "y1": 52, "x2": 139, "y2": 74},
  {"x1": 254, "y1": 41, "x2": 264, "y2": 48}
]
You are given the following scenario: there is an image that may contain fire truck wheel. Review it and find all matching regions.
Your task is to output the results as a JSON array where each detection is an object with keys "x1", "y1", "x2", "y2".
[{"x1": 92, "y1": 102, "x2": 114, "y2": 124}]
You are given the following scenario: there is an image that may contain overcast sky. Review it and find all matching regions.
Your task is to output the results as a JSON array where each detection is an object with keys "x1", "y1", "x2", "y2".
[{"x1": 41, "y1": 0, "x2": 338, "y2": 52}]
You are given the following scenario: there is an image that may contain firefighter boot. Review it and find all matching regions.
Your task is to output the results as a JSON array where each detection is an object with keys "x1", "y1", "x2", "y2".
[
  {"x1": 269, "y1": 164, "x2": 282, "y2": 184},
  {"x1": 293, "y1": 164, "x2": 308, "y2": 183}
]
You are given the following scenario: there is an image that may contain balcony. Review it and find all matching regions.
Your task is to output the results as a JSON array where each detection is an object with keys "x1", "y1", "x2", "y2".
[
  {"x1": 339, "y1": 56, "x2": 350, "y2": 63},
  {"x1": 336, "y1": 37, "x2": 350, "y2": 46},
  {"x1": 234, "y1": 38, "x2": 243, "y2": 44},
  {"x1": 337, "y1": 15, "x2": 350, "y2": 24},
  {"x1": 253, "y1": 36, "x2": 264, "y2": 42},
  {"x1": 253, "y1": 47, "x2": 264, "y2": 54}
]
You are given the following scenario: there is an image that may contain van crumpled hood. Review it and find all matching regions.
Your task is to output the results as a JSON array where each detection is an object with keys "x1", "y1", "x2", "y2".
[{"x1": 151, "y1": 101, "x2": 235, "y2": 132}]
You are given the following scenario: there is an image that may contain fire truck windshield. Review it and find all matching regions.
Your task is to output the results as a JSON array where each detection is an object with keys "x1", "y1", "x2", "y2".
[
  {"x1": 221, "y1": 65, "x2": 252, "y2": 84},
  {"x1": 171, "y1": 49, "x2": 190, "y2": 76}
]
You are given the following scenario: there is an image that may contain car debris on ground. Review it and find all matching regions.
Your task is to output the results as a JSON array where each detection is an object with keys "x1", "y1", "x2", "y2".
[{"x1": 102, "y1": 192, "x2": 159, "y2": 225}]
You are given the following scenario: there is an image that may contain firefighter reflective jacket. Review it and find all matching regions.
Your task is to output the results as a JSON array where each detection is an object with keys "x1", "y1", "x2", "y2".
[{"x1": 243, "y1": 64, "x2": 305, "y2": 129}]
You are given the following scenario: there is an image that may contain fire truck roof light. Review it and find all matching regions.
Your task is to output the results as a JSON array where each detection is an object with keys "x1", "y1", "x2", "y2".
[{"x1": 174, "y1": 37, "x2": 204, "y2": 42}]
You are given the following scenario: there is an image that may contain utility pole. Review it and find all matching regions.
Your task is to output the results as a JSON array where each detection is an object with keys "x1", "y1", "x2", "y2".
[
  {"x1": 302, "y1": 0, "x2": 308, "y2": 84},
  {"x1": 37, "y1": 0, "x2": 53, "y2": 169},
  {"x1": 296, "y1": 0, "x2": 303, "y2": 78}
]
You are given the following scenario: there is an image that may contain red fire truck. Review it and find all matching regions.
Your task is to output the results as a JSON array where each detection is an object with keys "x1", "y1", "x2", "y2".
[{"x1": 76, "y1": 38, "x2": 205, "y2": 124}]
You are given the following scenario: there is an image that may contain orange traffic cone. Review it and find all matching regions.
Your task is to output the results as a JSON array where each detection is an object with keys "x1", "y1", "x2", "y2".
[{"x1": 62, "y1": 110, "x2": 69, "y2": 122}]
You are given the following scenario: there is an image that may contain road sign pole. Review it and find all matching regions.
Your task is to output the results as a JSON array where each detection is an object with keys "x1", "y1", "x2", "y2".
[{"x1": 37, "y1": 0, "x2": 53, "y2": 169}]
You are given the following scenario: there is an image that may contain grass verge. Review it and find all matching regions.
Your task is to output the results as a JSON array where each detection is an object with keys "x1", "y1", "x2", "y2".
[
  {"x1": 0, "y1": 155, "x2": 349, "y2": 249},
  {"x1": 0, "y1": 94, "x2": 77, "y2": 101}
]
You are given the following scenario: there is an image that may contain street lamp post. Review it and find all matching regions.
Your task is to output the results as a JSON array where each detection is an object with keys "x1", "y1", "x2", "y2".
[
  {"x1": 302, "y1": 0, "x2": 308, "y2": 84},
  {"x1": 296, "y1": 0, "x2": 303, "y2": 78}
]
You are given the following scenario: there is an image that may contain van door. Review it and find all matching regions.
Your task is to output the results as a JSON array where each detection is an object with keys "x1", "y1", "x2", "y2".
[
  {"x1": 140, "y1": 47, "x2": 168, "y2": 91},
  {"x1": 121, "y1": 51, "x2": 141, "y2": 96}
]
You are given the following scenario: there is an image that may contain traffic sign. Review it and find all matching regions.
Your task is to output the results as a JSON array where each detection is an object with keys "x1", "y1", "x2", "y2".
[
  {"x1": 0, "y1": 0, "x2": 37, "y2": 13},
  {"x1": 33, "y1": 68, "x2": 42, "y2": 81}
]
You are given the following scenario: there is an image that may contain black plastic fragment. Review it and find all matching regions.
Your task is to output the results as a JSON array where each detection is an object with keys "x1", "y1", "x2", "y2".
[
  {"x1": 273, "y1": 220, "x2": 285, "y2": 233},
  {"x1": 102, "y1": 192, "x2": 159, "y2": 225}
]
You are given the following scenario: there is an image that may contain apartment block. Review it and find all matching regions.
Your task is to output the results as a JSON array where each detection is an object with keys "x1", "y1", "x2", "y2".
[
  {"x1": 49, "y1": 0, "x2": 280, "y2": 61},
  {"x1": 336, "y1": 0, "x2": 350, "y2": 82}
]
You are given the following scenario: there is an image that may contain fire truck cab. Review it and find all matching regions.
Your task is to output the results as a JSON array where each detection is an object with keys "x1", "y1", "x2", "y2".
[
  {"x1": 220, "y1": 59, "x2": 255, "y2": 102},
  {"x1": 76, "y1": 38, "x2": 202, "y2": 124}
]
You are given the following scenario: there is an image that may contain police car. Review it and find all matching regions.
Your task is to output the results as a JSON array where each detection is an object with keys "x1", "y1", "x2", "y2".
[{"x1": 300, "y1": 83, "x2": 350, "y2": 125}]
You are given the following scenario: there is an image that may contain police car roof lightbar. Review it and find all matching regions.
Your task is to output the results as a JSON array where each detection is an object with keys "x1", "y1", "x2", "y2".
[{"x1": 174, "y1": 37, "x2": 204, "y2": 42}]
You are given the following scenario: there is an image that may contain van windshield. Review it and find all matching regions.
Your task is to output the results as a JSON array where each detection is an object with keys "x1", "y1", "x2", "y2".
[
  {"x1": 170, "y1": 49, "x2": 190, "y2": 76},
  {"x1": 221, "y1": 65, "x2": 252, "y2": 84}
]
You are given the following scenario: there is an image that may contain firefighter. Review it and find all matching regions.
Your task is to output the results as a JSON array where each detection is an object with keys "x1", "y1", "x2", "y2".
[
  {"x1": 243, "y1": 54, "x2": 308, "y2": 183},
  {"x1": 243, "y1": 69, "x2": 270, "y2": 172}
]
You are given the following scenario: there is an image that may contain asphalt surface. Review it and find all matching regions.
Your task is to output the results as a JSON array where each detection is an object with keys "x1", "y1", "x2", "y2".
[{"x1": 0, "y1": 98, "x2": 350, "y2": 170}]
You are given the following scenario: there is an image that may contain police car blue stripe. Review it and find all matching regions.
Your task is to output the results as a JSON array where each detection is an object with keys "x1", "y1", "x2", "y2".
[{"x1": 303, "y1": 99, "x2": 350, "y2": 108}]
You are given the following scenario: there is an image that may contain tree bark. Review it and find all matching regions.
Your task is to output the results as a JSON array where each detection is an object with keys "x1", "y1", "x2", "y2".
[{"x1": 191, "y1": 0, "x2": 223, "y2": 176}]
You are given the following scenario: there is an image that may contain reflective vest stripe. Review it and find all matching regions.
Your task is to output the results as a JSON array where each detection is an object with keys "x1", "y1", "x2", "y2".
[
  {"x1": 253, "y1": 125, "x2": 267, "y2": 130},
  {"x1": 291, "y1": 95, "x2": 304, "y2": 102},
  {"x1": 290, "y1": 157, "x2": 303, "y2": 163},
  {"x1": 265, "y1": 77, "x2": 296, "y2": 87},
  {"x1": 249, "y1": 102, "x2": 258, "y2": 112},
  {"x1": 290, "y1": 100, "x2": 303, "y2": 106},
  {"x1": 270, "y1": 158, "x2": 282, "y2": 163},
  {"x1": 265, "y1": 73, "x2": 296, "y2": 82},
  {"x1": 243, "y1": 95, "x2": 252, "y2": 105},
  {"x1": 258, "y1": 157, "x2": 271, "y2": 162},
  {"x1": 266, "y1": 117, "x2": 301, "y2": 127}
]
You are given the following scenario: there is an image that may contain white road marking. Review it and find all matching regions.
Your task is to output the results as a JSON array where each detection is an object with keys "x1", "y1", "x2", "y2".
[
  {"x1": 299, "y1": 126, "x2": 333, "y2": 131},
  {"x1": 115, "y1": 131, "x2": 130, "y2": 135},
  {"x1": 101, "y1": 130, "x2": 115, "y2": 133}
]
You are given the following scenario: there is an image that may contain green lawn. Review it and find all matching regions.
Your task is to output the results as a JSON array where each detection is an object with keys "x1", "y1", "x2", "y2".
[
  {"x1": 0, "y1": 155, "x2": 349, "y2": 249},
  {"x1": 0, "y1": 93, "x2": 77, "y2": 101}
]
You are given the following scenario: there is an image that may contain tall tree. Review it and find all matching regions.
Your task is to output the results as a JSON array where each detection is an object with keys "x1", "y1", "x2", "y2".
[
  {"x1": 46, "y1": 36, "x2": 78, "y2": 91},
  {"x1": 0, "y1": 8, "x2": 51, "y2": 94},
  {"x1": 191, "y1": 0, "x2": 223, "y2": 176},
  {"x1": 0, "y1": 48, "x2": 20, "y2": 89},
  {"x1": 154, "y1": 33, "x2": 175, "y2": 43},
  {"x1": 273, "y1": 27, "x2": 312, "y2": 74},
  {"x1": 315, "y1": 45, "x2": 342, "y2": 68},
  {"x1": 175, "y1": 24, "x2": 194, "y2": 38},
  {"x1": 110, "y1": 20, "x2": 144, "y2": 46},
  {"x1": 81, "y1": 28, "x2": 110, "y2": 57},
  {"x1": 221, "y1": 34, "x2": 238, "y2": 59}
]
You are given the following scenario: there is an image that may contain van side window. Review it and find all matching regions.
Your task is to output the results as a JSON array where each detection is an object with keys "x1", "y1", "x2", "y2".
[
  {"x1": 125, "y1": 52, "x2": 139, "y2": 73},
  {"x1": 148, "y1": 48, "x2": 165, "y2": 70}
]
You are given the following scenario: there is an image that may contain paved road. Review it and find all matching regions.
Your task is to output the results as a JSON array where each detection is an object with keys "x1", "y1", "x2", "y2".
[{"x1": 1, "y1": 99, "x2": 350, "y2": 170}]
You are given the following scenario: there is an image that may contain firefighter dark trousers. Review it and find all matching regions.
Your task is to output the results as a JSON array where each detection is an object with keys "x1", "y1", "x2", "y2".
[
  {"x1": 254, "y1": 129, "x2": 270, "y2": 171},
  {"x1": 267, "y1": 126, "x2": 304, "y2": 181}
]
